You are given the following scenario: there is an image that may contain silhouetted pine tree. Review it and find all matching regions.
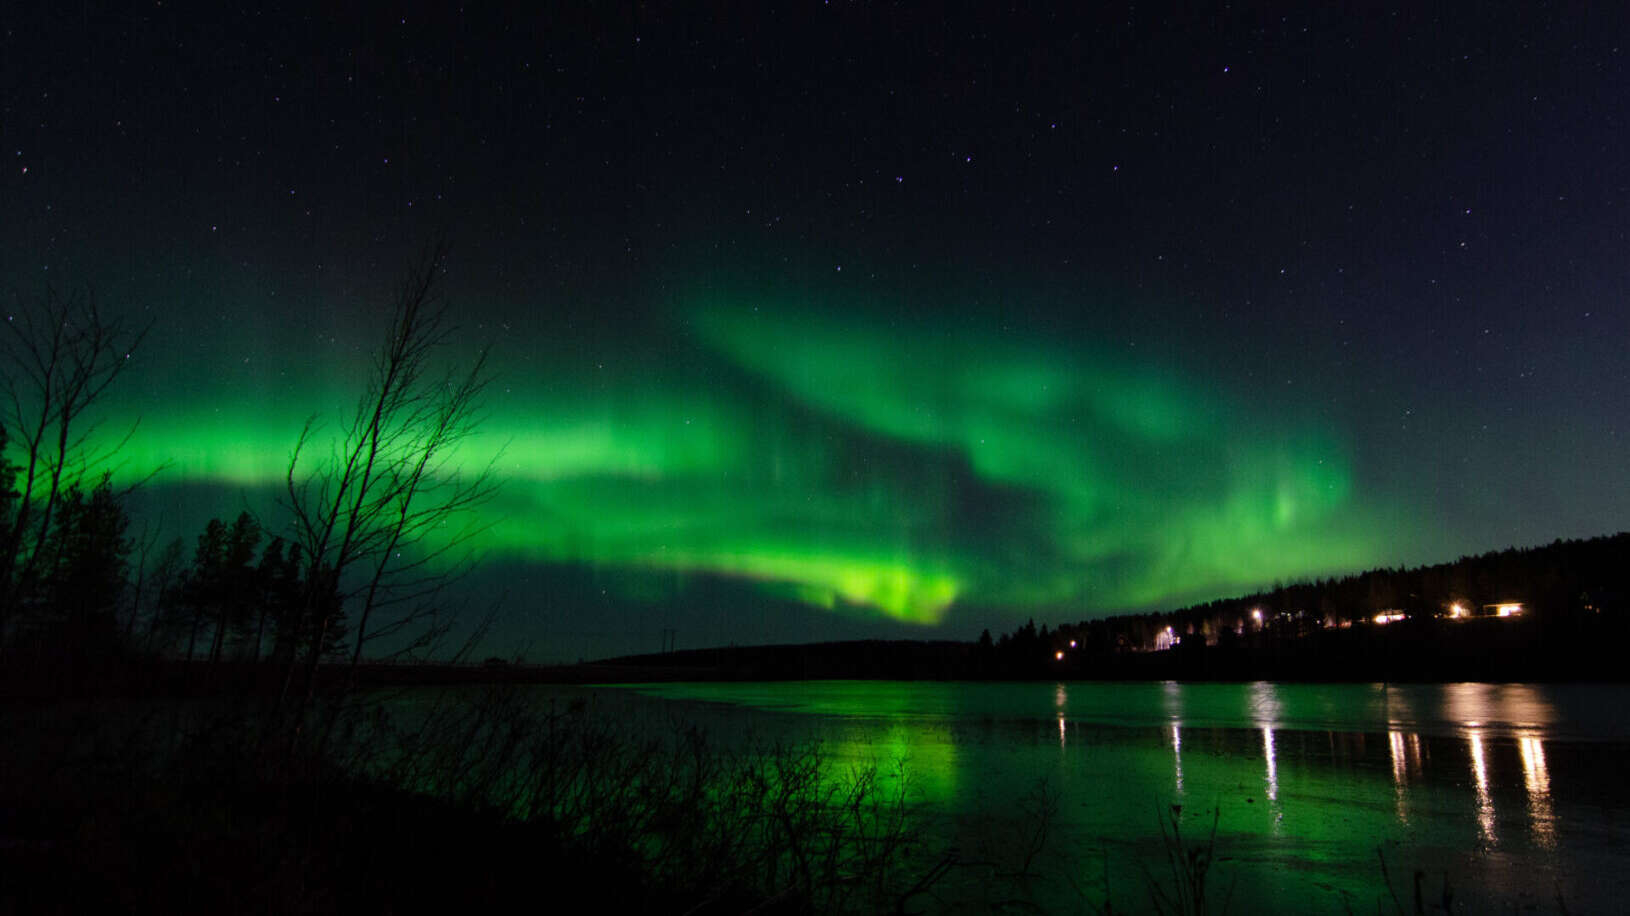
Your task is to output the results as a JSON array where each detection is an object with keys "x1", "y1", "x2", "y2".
[
  {"x1": 138, "y1": 537, "x2": 187, "y2": 654},
  {"x1": 213, "y1": 512, "x2": 261, "y2": 662},
  {"x1": 266, "y1": 541, "x2": 306, "y2": 663},
  {"x1": 181, "y1": 518, "x2": 226, "y2": 663},
  {"x1": 34, "y1": 473, "x2": 130, "y2": 655},
  {"x1": 245, "y1": 536, "x2": 285, "y2": 661}
]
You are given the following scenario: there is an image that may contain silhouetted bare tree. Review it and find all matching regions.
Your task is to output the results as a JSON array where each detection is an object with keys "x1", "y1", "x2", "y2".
[
  {"x1": 0, "y1": 287, "x2": 149, "y2": 644},
  {"x1": 279, "y1": 243, "x2": 497, "y2": 703}
]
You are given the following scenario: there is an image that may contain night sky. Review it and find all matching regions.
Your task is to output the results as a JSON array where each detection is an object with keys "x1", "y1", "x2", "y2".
[{"x1": 4, "y1": 5, "x2": 1627, "y2": 660}]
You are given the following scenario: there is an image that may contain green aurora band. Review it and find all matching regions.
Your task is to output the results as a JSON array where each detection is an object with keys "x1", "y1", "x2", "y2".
[{"x1": 110, "y1": 286, "x2": 1397, "y2": 626}]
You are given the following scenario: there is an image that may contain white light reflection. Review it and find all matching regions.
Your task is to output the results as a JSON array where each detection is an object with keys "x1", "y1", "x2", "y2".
[
  {"x1": 1468, "y1": 730, "x2": 1496, "y2": 846},
  {"x1": 1172, "y1": 722, "x2": 1184, "y2": 795},
  {"x1": 1519, "y1": 735, "x2": 1555, "y2": 848},
  {"x1": 1164, "y1": 681, "x2": 1185, "y2": 795},
  {"x1": 1389, "y1": 730, "x2": 1407, "y2": 785},
  {"x1": 1055, "y1": 684, "x2": 1068, "y2": 750},
  {"x1": 1162, "y1": 680, "x2": 1183, "y2": 722},
  {"x1": 1388, "y1": 730, "x2": 1417, "y2": 823},
  {"x1": 1248, "y1": 680, "x2": 1282, "y2": 726},
  {"x1": 1249, "y1": 681, "x2": 1282, "y2": 828},
  {"x1": 1443, "y1": 682, "x2": 1556, "y2": 735},
  {"x1": 1262, "y1": 726, "x2": 1278, "y2": 803}
]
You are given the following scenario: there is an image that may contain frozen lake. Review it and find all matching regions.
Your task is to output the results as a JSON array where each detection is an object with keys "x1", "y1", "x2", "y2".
[{"x1": 596, "y1": 680, "x2": 1630, "y2": 913}]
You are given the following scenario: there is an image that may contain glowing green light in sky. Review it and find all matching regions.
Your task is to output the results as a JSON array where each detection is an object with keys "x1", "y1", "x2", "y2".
[
  {"x1": 688, "y1": 296, "x2": 1376, "y2": 607},
  {"x1": 104, "y1": 278, "x2": 1397, "y2": 625}
]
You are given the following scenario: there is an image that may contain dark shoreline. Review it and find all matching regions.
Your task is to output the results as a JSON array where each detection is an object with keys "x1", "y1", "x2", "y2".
[
  {"x1": 5, "y1": 610, "x2": 1625, "y2": 701},
  {"x1": 490, "y1": 614, "x2": 1630, "y2": 685}
]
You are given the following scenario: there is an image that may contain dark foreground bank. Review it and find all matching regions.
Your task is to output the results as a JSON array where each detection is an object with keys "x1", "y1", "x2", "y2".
[{"x1": 0, "y1": 687, "x2": 937, "y2": 915}]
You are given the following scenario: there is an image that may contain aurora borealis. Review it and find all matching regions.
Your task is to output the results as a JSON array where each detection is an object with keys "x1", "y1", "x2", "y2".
[
  {"x1": 4, "y1": 5, "x2": 1628, "y2": 658},
  {"x1": 109, "y1": 279, "x2": 1374, "y2": 628}
]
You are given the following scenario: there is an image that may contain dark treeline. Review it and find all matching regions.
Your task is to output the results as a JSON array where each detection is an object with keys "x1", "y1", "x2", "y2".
[
  {"x1": 1, "y1": 385, "x2": 357, "y2": 701},
  {"x1": 590, "y1": 534, "x2": 1630, "y2": 682},
  {"x1": 1, "y1": 465, "x2": 351, "y2": 692},
  {"x1": 0, "y1": 247, "x2": 491, "y2": 701},
  {"x1": 0, "y1": 286, "x2": 332, "y2": 698},
  {"x1": 0, "y1": 479, "x2": 338, "y2": 695},
  {"x1": 543, "y1": 535, "x2": 1630, "y2": 683},
  {"x1": 978, "y1": 532, "x2": 1630, "y2": 681}
]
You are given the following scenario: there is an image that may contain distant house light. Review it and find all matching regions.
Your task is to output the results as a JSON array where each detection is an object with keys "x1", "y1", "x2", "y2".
[
  {"x1": 1374, "y1": 611, "x2": 1406, "y2": 625},
  {"x1": 1490, "y1": 602, "x2": 1525, "y2": 618},
  {"x1": 1055, "y1": 650, "x2": 1065, "y2": 661},
  {"x1": 1446, "y1": 602, "x2": 1469, "y2": 619},
  {"x1": 1069, "y1": 639, "x2": 1077, "y2": 648},
  {"x1": 1154, "y1": 626, "x2": 1178, "y2": 651}
]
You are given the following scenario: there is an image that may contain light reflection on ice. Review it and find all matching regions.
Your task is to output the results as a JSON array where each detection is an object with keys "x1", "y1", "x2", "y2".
[
  {"x1": 1172, "y1": 722, "x2": 1184, "y2": 796},
  {"x1": 1468, "y1": 730, "x2": 1497, "y2": 846},
  {"x1": 1390, "y1": 729, "x2": 1409, "y2": 823},
  {"x1": 1519, "y1": 734, "x2": 1555, "y2": 849},
  {"x1": 1263, "y1": 726, "x2": 1278, "y2": 803}
]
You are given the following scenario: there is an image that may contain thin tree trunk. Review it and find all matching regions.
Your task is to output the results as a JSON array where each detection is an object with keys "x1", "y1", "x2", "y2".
[
  {"x1": 209, "y1": 614, "x2": 226, "y2": 664},
  {"x1": 186, "y1": 609, "x2": 200, "y2": 663}
]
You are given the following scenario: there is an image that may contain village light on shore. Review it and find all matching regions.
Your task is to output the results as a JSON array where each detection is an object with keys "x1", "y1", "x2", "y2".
[
  {"x1": 1055, "y1": 650, "x2": 1065, "y2": 661},
  {"x1": 1448, "y1": 602, "x2": 1468, "y2": 619},
  {"x1": 1154, "y1": 625, "x2": 1178, "y2": 651}
]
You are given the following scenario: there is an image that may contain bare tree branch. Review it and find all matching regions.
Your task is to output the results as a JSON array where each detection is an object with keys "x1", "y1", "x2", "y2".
[
  {"x1": 0, "y1": 287, "x2": 151, "y2": 640},
  {"x1": 276, "y1": 242, "x2": 500, "y2": 704}
]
